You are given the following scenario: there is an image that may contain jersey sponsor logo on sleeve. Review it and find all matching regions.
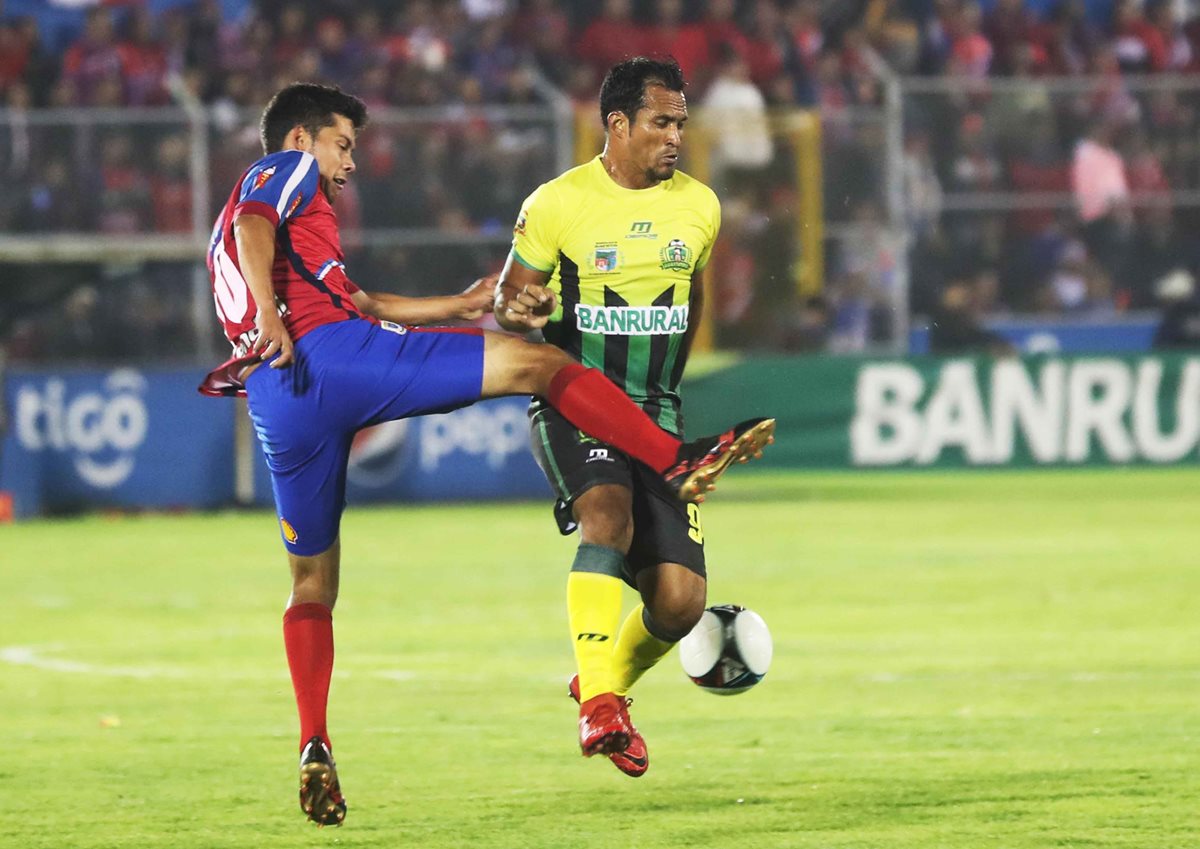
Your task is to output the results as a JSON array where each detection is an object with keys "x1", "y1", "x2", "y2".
[
  {"x1": 252, "y1": 165, "x2": 277, "y2": 190},
  {"x1": 513, "y1": 210, "x2": 527, "y2": 236},
  {"x1": 574, "y1": 304, "x2": 689, "y2": 336},
  {"x1": 660, "y1": 239, "x2": 693, "y2": 272},
  {"x1": 286, "y1": 193, "x2": 303, "y2": 218}
]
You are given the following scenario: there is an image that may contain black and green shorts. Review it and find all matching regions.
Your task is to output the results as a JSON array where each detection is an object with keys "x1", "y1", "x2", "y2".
[{"x1": 529, "y1": 404, "x2": 706, "y2": 586}]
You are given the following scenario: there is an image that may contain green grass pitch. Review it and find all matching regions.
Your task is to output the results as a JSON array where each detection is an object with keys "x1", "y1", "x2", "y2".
[{"x1": 2, "y1": 469, "x2": 1198, "y2": 849}]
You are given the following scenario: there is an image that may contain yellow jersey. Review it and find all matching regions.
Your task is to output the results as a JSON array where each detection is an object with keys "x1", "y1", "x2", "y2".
[{"x1": 511, "y1": 155, "x2": 721, "y2": 434}]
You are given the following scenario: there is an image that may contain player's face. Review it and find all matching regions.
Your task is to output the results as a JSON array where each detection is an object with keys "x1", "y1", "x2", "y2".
[
  {"x1": 308, "y1": 114, "x2": 357, "y2": 203},
  {"x1": 628, "y1": 85, "x2": 687, "y2": 183}
]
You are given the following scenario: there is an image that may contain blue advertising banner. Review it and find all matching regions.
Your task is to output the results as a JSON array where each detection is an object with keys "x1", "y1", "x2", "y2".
[
  {"x1": 251, "y1": 395, "x2": 551, "y2": 506},
  {"x1": 1, "y1": 367, "x2": 234, "y2": 517},
  {"x1": 909, "y1": 314, "x2": 1160, "y2": 355}
]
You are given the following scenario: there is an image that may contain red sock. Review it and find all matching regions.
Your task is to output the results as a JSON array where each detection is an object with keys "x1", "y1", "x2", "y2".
[
  {"x1": 283, "y1": 602, "x2": 334, "y2": 751},
  {"x1": 547, "y1": 364, "x2": 681, "y2": 472}
]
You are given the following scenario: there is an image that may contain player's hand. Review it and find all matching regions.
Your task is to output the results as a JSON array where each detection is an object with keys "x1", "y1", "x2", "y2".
[
  {"x1": 253, "y1": 309, "x2": 294, "y2": 368},
  {"x1": 458, "y1": 274, "x2": 498, "y2": 320},
  {"x1": 498, "y1": 282, "x2": 557, "y2": 330}
]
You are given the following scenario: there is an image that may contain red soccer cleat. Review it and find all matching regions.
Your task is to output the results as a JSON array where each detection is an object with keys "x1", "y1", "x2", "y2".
[
  {"x1": 569, "y1": 675, "x2": 649, "y2": 778},
  {"x1": 662, "y1": 418, "x2": 775, "y2": 503}
]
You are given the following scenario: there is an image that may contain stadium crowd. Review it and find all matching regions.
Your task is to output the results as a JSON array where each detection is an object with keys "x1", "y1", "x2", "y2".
[{"x1": 4, "y1": 0, "x2": 1200, "y2": 360}]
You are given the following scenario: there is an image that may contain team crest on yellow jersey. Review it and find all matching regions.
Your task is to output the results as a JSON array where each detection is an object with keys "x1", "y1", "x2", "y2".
[
  {"x1": 592, "y1": 245, "x2": 620, "y2": 273},
  {"x1": 280, "y1": 517, "x2": 299, "y2": 544},
  {"x1": 660, "y1": 239, "x2": 693, "y2": 271}
]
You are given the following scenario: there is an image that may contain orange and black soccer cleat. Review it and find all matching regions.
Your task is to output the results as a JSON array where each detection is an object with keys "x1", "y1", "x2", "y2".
[
  {"x1": 663, "y1": 418, "x2": 775, "y2": 503},
  {"x1": 569, "y1": 675, "x2": 649, "y2": 778},
  {"x1": 298, "y1": 736, "x2": 346, "y2": 827}
]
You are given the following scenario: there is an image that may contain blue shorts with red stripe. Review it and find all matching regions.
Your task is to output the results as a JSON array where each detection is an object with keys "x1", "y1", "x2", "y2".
[{"x1": 245, "y1": 318, "x2": 485, "y2": 556}]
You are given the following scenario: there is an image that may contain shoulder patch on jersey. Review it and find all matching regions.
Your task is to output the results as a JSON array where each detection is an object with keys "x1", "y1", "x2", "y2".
[
  {"x1": 514, "y1": 210, "x2": 527, "y2": 236},
  {"x1": 253, "y1": 166, "x2": 277, "y2": 190}
]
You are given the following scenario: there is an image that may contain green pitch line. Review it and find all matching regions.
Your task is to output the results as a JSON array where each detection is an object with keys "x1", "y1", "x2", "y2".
[{"x1": 2, "y1": 468, "x2": 1197, "y2": 849}]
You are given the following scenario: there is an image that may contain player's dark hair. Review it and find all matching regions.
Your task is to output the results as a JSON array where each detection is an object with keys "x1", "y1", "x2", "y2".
[
  {"x1": 598, "y1": 57, "x2": 686, "y2": 130},
  {"x1": 259, "y1": 83, "x2": 368, "y2": 154}
]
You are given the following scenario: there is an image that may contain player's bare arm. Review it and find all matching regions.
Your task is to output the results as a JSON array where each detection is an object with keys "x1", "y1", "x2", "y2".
[
  {"x1": 494, "y1": 253, "x2": 557, "y2": 332},
  {"x1": 233, "y1": 212, "x2": 294, "y2": 368},
  {"x1": 352, "y1": 274, "x2": 497, "y2": 325}
]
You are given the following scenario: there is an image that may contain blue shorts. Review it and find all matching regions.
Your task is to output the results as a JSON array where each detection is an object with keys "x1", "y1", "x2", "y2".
[{"x1": 245, "y1": 319, "x2": 485, "y2": 555}]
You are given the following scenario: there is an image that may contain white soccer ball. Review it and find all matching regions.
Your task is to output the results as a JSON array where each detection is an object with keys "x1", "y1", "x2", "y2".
[{"x1": 678, "y1": 604, "x2": 772, "y2": 695}]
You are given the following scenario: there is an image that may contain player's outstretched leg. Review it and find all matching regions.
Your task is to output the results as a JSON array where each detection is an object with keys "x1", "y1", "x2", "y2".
[
  {"x1": 481, "y1": 334, "x2": 775, "y2": 502},
  {"x1": 299, "y1": 736, "x2": 347, "y2": 826},
  {"x1": 662, "y1": 417, "x2": 776, "y2": 502},
  {"x1": 569, "y1": 674, "x2": 648, "y2": 777}
]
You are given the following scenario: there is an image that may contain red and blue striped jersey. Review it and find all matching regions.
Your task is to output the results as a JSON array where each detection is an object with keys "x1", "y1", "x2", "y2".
[{"x1": 201, "y1": 149, "x2": 366, "y2": 396}]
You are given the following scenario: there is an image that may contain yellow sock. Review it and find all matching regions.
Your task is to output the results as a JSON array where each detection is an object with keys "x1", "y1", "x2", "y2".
[
  {"x1": 611, "y1": 603, "x2": 676, "y2": 697},
  {"x1": 567, "y1": 544, "x2": 626, "y2": 702}
]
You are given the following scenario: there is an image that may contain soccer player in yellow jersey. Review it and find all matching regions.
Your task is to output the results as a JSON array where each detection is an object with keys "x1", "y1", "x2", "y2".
[{"x1": 494, "y1": 57, "x2": 774, "y2": 777}]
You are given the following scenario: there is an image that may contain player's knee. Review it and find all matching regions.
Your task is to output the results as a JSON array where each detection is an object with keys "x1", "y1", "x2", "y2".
[
  {"x1": 578, "y1": 510, "x2": 633, "y2": 552},
  {"x1": 646, "y1": 582, "x2": 706, "y2": 639},
  {"x1": 484, "y1": 335, "x2": 572, "y2": 396},
  {"x1": 525, "y1": 344, "x2": 574, "y2": 395},
  {"x1": 288, "y1": 548, "x2": 340, "y2": 608}
]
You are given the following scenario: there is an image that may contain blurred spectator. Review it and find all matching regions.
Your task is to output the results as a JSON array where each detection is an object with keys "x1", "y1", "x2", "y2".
[
  {"x1": 1128, "y1": 205, "x2": 1200, "y2": 310},
  {"x1": 515, "y1": 0, "x2": 571, "y2": 79},
  {"x1": 62, "y1": 8, "x2": 124, "y2": 105},
  {"x1": 901, "y1": 127, "x2": 943, "y2": 240},
  {"x1": 42, "y1": 285, "x2": 106, "y2": 360},
  {"x1": 1148, "y1": 0, "x2": 1193, "y2": 72},
  {"x1": 644, "y1": 0, "x2": 709, "y2": 86},
  {"x1": 983, "y1": 0, "x2": 1037, "y2": 75},
  {"x1": 741, "y1": 0, "x2": 789, "y2": 91},
  {"x1": 702, "y1": 45, "x2": 773, "y2": 196},
  {"x1": 700, "y1": 0, "x2": 751, "y2": 70},
  {"x1": 314, "y1": 16, "x2": 360, "y2": 89},
  {"x1": 1072, "y1": 119, "x2": 1133, "y2": 285},
  {"x1": 929, "y1": 277, "x2": 1012, "y2": 354},
  {"x1": 13, "y1": 156, "x2": 90, "y2": 232},
  {"x1": 96, "y1": 132, "x2": 151, "y2": 233},
  {"x1": 864, "y1": 0, "x2": 920, "y2": 75},
  {"x1": 1113, "y1": 0, "x2": 1167, "y2": 73},
  {"x1": 575, "y1": 0, "x2": 642, "y2": 76},
  {"x1": 151, "y1": 134, "x2": 193, "y2": 234},
  {"x1": 786, "y1": 295, "x2": 832, "y2": 352},
  {"x1": 1152, "y1": 270, "x2": 1200, "y2": 348},
  {"x1": 948, "y1": 2, "x2": 993, "y2": 80},
  {"x1": 118, "y1": 7, "x2": 168, "y2": 106}
]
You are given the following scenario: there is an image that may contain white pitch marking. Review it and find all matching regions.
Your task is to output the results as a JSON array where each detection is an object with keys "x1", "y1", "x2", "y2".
[{"x1": 0, "y1": 645, "x2": 188, "y2": 679}]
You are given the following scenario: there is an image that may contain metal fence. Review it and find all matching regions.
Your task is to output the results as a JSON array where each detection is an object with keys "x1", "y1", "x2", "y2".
[
  {"x1": 2, "y1": 98, "x2": 910, "y2": 361},
  {"x1": 0, "y1": 102, "x2": 573, "y2": 363}
]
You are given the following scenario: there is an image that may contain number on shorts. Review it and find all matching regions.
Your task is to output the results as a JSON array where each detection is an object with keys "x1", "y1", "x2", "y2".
[{"x1": 687, "y1": 502, "x2": 704, "y2": 545}]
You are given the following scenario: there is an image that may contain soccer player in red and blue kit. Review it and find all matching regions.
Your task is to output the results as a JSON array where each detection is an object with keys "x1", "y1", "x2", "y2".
[{"x1": 199, "y1": 83, "x2": 774, "y2": 827}]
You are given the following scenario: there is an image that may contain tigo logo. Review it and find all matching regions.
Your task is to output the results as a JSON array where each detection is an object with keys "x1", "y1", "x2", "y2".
[{"x1": 14, "y1": 370, "x2": 149, "y2": 488}]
